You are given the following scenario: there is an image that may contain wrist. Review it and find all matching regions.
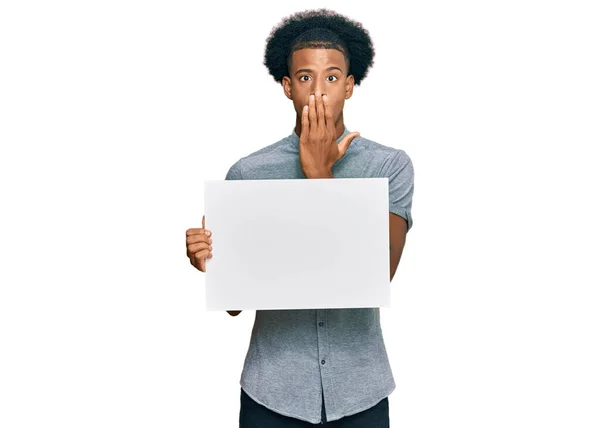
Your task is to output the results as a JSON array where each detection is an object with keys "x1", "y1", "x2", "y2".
[{"x1": 303, "y1": 169, "x2": 334, "y2": 179}]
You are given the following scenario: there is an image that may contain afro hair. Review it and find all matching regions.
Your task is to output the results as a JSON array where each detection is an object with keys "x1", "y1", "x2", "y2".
[{"x1": 264, "y1": 8, "x2": 375, "y2": 86}]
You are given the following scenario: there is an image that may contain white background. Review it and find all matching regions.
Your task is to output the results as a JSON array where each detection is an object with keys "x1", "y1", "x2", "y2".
[{"x1": 1, "y1": 0, "x2": 599, "y2": 427}]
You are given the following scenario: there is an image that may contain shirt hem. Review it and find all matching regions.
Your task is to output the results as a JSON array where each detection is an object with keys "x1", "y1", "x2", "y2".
[
  {"x1": 326, "y1": 383, "x2": 396, "y2": 423},
  {"x1": 240, "y1": 382, "x2": 321, "y2": 424},
  {"x1": 240, "y1": 381, "x2": 395, "y2": 424}
]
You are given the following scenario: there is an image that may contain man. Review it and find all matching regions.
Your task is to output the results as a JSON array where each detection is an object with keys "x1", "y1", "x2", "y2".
[{"x1": 186, "y1": 8, "x2": 414, "y2": 427}]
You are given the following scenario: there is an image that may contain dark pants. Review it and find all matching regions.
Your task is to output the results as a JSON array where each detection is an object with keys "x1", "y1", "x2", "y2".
[{"x1": 239, "y1": 388, "x2": 390, "y2": 427}]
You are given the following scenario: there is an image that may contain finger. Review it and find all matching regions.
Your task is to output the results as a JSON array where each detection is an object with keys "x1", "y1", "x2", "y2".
[
  {"x1": 186, "y1": 228, "x2": 205, "y2": 236},
  {"x1": 322, "y1": 95, "x2": 334, "y2": 134},
  {"x1": 187, "y1": 234, "x2": 211, "y2": 245},
  {"x1": 338, "y1": 132, "x2": 360, "y2": 157},
  {"x1": 201, "y1": 215, "x2": 211, "y2": 236},
  {"x1": 188, "y1": 242, "x2": 212, "y2": 255},
  {"x1": 186, "y1": 232, "x2": 210, "y2": 261},
  {"x1": 201, "y1": 251, "x2": 213, "y2": 272},
  {"x1": 194, "y1": 249, "x2": 212, "y2": 271},
  {"x1": 308, "y1": 94, "x2": 316, "y2": 131},
  {"x1": 315, "y1": 92, "x2": 324, "y2": 132},
  {"x1": 190, "y1": 252, "x2": 202, "y2": 271},
  {"x1": 194, "y1": 249, "x2": 212, "y2": 261},
  {"x1": 301, "y1": 104, "x2": 309, "y2": 138},
  {"x1": 187, "y1": 229, "x2": 211, "y2": 241},
  {"x1": 187, "y1": 228, "x2": 206, "y2": 260},
  {"x1": 187, "y1": 237, "x2": 212, "y2": 262}
]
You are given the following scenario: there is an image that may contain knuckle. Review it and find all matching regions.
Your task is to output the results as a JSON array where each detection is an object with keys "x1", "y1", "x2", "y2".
[{"x1": 186, "y1": 228, "x2": 200, "y2": 236}]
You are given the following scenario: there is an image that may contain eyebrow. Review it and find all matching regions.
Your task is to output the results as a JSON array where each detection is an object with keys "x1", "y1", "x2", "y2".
[{"x1": 294, "y1": 66, "x2": 343, "y2": 75}]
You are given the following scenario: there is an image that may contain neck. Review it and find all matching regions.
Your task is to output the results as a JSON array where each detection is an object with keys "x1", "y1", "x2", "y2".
[{"x1": 295, "y1": 112, "x2": 345, "y2": 140}]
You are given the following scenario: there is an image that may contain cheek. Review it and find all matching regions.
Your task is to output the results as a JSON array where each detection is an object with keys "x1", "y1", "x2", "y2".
[
  {"x1": 328, "y1": 87, "x2": 346, "y2": 112},
  {"x1": 294, "y1": 99, "x2": 306, "y2": 116},
  {"x1": 291, "y1": 88, "x2": 308, "y2": 110},
  {"x1": 328, "y1": 98, "x2": 344, "y2": 116}
]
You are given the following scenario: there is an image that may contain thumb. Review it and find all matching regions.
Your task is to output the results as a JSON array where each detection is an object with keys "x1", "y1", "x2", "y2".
[
  {"x1": 202, "y1": 214, "x2": 205, "y2": 229},
  {"x1": 338, "y1": 132, "x2": 360, "y2": 156}
]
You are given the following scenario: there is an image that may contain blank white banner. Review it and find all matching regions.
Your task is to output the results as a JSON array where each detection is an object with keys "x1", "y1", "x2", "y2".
[{"x1": 204, "y1": 177, "x2": 390, "y2": 310}]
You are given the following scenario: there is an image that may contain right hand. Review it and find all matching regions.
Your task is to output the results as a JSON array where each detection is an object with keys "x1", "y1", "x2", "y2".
[{"x1": 186, "y1": 214, "x2": 213, "y2": 272}]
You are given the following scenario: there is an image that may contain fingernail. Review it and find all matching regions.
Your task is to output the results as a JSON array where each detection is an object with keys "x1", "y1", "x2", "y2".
[
  {"x1": 310, "y1": 94, "x2": 315, "y2": 101},
  {"x1": 205, "y1": 231, "x2": 211, "y2": 236}
]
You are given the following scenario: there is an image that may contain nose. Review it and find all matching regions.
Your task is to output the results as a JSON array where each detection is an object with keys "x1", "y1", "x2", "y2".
[{"x1": 312, "y1": 82, "x2": 326, "y2": 98}]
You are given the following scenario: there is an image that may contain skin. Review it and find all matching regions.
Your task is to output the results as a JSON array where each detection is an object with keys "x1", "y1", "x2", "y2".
[
  {"x1": 186, "y1": 47, "x2": 408, "y2": 317},
  {"x1": 282, "y1": 47, "x2": 355, "y2": 163},
  {"x1": 287, "y1": 49, "x2": 360, "y2": 179}
]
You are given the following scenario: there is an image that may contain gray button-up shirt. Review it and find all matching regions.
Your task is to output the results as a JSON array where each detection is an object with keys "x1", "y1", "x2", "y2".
[{"x1": 225, "y1": 127, "x2": 414, "y2": 424}]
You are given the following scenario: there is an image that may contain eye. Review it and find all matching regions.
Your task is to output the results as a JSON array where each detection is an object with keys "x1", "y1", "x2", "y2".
[
  {"x1": 300, "y1": 75, "x2": 311, "y2": 82},
  {"x1": 327, "y1": 75, "x2": 338, "y2": 82}
]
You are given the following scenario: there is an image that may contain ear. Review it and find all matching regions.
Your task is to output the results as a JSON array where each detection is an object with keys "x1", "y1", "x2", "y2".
[
  {"x1": 282, "y1": 76, "x2": 292, "y2": 100},
  {"x1": 344, "y1": 75, "x2": 355, "y2": 100}
]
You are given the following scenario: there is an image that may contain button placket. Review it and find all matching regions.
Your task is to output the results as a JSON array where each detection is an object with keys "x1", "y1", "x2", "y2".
[
  {"x1": 316, "y1": 309, "x2": 332, "y2": 422},
  {"x1": 316, "y1": 309, "x2": 328, "y2": 368}
]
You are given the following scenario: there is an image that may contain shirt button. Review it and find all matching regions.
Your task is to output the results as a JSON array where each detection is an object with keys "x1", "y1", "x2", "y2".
[
  {"x1": 319, "y1": 322, "x2": 324, "y2": 327},
  {"x1": 321, "y1": 360, "x2": 326, "y2": 365}
]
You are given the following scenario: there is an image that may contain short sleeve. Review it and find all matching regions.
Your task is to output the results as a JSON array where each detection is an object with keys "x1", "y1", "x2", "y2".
[
  {"x1": 380, "y1": 150, "x2": 414, "y2": 231},
  {"x1": 225, "y1": 160, "x2": 243, "y2": 180}
]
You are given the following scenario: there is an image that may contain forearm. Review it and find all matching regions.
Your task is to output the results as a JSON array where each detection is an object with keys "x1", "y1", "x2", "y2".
[
  {"x1": 390, "y1": 263, "x2": 398, "y2": 282},
  {"x1": 389, "y1": 246, "x2": 404, "y2": 282}
]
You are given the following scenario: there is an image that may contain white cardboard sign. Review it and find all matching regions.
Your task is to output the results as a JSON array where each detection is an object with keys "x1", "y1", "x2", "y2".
[{"x1": 204, "y1": 178, "x2": 390, "y2": 310}]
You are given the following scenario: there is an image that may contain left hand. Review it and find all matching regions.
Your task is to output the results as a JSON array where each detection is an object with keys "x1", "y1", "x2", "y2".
[{"x1": 299, "y1": 92, "x2": 360, "y2": 177}]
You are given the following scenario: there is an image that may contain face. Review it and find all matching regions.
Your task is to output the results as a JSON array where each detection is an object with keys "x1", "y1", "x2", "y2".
[{"x1": 282, "y1": 48, "x2": 354, "y2": 129}]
